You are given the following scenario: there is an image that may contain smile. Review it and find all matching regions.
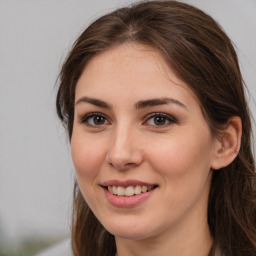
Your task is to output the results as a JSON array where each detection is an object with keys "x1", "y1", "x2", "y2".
[
  {"x1": 101, "y1": 180, "x2": 158, "y2": 207},
  {"x1": 107, "y1": 185, "x2": 156, "y2": 197}
]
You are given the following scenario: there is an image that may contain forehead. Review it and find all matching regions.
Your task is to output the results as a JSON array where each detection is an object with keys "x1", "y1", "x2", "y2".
[{"x1": 75, "y1": 43, "x2": 198, "y2": 105}]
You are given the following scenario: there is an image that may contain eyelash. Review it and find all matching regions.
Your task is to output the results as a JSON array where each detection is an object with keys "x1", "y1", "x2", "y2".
[
  {"x1": 80, "y1": 112, "x2": 109, "y2": 127},
  {"x1": 80, "y1": 112, "x2": 176, "y2": 128},
  {"x1": 144, "y1": 112, "x2": 176, "y2": 127}
]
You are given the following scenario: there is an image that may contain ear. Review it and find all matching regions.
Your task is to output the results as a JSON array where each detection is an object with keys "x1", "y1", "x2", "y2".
[{"x1": 211, "y1": 116, "x2": 242, "y2": 170}]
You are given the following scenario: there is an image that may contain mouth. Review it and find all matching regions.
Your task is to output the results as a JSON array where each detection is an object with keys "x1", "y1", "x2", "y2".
[
  {"x1": 101, "y1": 184, "x2": 158, "y2": 197},
  {"x1": 101, "y1": 180, "x2": 158, "y2": 207}
]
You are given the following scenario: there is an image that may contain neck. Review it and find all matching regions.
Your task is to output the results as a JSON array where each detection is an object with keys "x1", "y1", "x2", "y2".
[{"x1": 115, "y1": 208, "x2": 213, "y2": 256}]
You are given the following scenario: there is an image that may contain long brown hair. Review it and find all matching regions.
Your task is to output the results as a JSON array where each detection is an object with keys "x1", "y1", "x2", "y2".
[{"x1": 56, "y1": 1, "x2": 256, "y2": 255}]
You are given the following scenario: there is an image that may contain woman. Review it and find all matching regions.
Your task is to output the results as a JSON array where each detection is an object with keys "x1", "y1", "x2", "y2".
[{"x1": 56, "y1": 1, "x2": 256, "y2": 255}]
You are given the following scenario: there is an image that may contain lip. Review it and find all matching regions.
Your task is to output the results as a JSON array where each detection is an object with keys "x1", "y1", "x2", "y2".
[
  {"x1": 101, "y1": 180, "x2": 158, "y2": 208},
  {"x1": 101, "y1": 179, "x2": 156, "y2": 187}
]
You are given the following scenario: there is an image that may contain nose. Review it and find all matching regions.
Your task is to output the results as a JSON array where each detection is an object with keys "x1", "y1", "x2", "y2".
[{"x1": 105, "y1": 125, "x2": 143, "y2": 170}]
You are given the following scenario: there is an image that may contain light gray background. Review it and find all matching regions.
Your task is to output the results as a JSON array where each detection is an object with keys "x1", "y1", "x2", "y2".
[{"x1": 0, "y1": 0, "x2": 255, "y2": 249}]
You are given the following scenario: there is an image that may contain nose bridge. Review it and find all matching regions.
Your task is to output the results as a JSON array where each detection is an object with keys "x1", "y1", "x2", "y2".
[
  {"x1": 113, "y1": 122, "x2": 131, "y2": 149},
  {"x1": 106, "y1": 121, "x2": 142, "y2": 169}
]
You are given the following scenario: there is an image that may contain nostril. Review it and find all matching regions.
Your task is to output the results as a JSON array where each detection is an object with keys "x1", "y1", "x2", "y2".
[{"x1": 124, "y1": 162, "x2": 137, "y2": 166}]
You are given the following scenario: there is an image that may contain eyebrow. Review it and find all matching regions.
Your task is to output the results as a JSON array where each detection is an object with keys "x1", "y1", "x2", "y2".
[
  {"x1": 75, "y1": 97, "x2": 111, "y2": 109},
  {"x1": 135, "y1": 98, "x2": 187, "y2": 110},
  {"x1": 75, "y1": 96, "x2": 187, "y2": 110}
]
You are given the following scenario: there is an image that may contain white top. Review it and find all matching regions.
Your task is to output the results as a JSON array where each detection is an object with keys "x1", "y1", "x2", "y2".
[{"x1": 34, "y1": 239, "x2": 73, "y2": 256}]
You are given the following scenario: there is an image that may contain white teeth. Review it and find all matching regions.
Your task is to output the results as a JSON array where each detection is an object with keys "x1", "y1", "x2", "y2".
[
  {"x1": 134, "y1": 185, "x2": 142, "y2": 195},
  {"x1": 142, "y1": 185, "x2": 147, "y2": 193},
  {"x1": 112, "y1": 186, "x2": 117, "y2": 194},
  {"x1": 125, "y1": 186, "x2": 134, "y2": 196},
  {"x1": 107, "y1": 185, "x2": 155, "y2": 196},
  {"x1": 116, "y1": 186, "x2": 125, "y2": 196}
]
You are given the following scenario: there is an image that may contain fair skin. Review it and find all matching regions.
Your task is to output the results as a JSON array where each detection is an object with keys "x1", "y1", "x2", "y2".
[{"x1": 71, "y1": 43, "x2": 241, "y2": 256}]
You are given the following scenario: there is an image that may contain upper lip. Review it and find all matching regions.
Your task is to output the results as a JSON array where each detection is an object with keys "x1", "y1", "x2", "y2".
[{"x1": 101, "y1": 179, "x2": 157, "y2": 187}]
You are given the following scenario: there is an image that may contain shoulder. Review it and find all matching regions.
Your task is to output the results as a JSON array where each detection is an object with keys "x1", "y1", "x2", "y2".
[{"x1": 34, "y1": 239, "x2": 73, "y2": 256}]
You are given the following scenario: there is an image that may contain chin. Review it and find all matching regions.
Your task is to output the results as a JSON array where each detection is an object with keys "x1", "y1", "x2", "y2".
[
  {"x1": 109, "y1": 228, "x2": 150, "y2": 241},
  {"x1": 101, "y1": 218, "x2": 157, "y2": 241}
]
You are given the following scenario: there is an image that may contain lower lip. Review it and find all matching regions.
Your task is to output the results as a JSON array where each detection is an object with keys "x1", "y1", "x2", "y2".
[{"x1": 103, "y1": 187, "x2": 157, "y2": 208}]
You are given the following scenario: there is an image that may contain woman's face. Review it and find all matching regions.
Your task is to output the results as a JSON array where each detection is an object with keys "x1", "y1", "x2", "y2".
[{"x1": 71, "y1": 44, "x2": 218, "y2": 240}]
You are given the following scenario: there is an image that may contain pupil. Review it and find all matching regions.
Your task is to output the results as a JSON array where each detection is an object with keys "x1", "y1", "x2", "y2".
[
  {"x1": 154, "y1": 116, "x2": 165, "y2": 125},
  {"x1": 94, "y1": 116, "x2": 105, "y2": 125}
]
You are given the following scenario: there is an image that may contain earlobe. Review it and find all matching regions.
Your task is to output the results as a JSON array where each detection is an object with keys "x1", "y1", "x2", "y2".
[{"x1": 211, "y1": 116, "x2": 242, "y2": 170}]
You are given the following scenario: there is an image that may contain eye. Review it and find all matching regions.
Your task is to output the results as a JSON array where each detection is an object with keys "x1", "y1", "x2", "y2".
[
  {"x1": 144, "y1": 113, "x2": 176, "y2": 127},
  {"x1": 81, "y1": 112, "x2": 109, "y2": 127}
]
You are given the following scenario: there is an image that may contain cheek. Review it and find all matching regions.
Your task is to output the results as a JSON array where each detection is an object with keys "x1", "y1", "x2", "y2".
[
  {"x1": 71, "y1": 133, "x2": 109, "y2": 210},
  {"x1": 71, "y1": 134, "x2": 106, "y2": 181},
  {"x1": 146, "y1": 132, "x2": 213, "y2": 220},
  {"x1": 147, "y1": 129, "x2": 213, "y2": 180}
]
